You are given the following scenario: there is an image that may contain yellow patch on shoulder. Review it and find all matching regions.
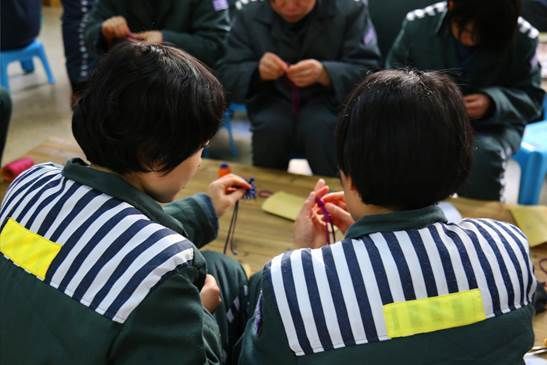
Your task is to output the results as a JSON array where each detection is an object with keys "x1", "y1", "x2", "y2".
[
  {"x1": 0, "y1": 218, "x2": 61, "y2": 280},
  {"x1": 383, "y1": 289, "x2": 487, "y2": 338}
]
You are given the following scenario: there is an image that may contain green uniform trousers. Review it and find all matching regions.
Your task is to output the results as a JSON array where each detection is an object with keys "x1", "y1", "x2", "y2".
[
  {"x1": 203, "y1": 251, "x2": 249, "y2": 363},
  {"x1": 458, "y1": 128, "x2": 522, "y2": 201}
]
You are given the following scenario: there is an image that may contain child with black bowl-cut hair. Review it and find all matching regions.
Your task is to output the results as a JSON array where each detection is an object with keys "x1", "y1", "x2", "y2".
[
  {"x1": 238, "y1": 70, "x2": 537, "y2": 365},
  {"x1": 0, "y1": 42, "x2": 250, "y2": 364}
]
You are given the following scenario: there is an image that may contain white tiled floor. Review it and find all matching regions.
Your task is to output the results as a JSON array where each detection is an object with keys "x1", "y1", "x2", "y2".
[{"x1": 6, "y1": 6, "x2": 547, "y2": 205}]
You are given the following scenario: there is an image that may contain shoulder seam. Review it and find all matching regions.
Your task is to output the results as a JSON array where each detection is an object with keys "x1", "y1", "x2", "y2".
[{"x1": 406, "y1": 1, "x2": 446, "y2": 22}]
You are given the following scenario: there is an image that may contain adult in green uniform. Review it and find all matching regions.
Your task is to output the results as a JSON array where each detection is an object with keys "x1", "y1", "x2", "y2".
[
  {"x1": 0, "y1": 43, "x2": 248, "y2": 364},
  {"x1": 386, "y1": 0, "x2": 544, "y2": 201},
  {"x1": 219, "y1": 0, "x2": 381, "y2": 176},
  {"x1": 238, "y1": 70, "x2": 537, "y2": 365},
  {"x1": 83, "y1": 0, "x2": 230, "y2": 68}
]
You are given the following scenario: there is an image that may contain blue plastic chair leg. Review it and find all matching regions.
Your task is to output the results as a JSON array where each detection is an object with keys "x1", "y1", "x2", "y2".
[
  {"x1": 518, "y1": 151, "x2": 547, "y2": 205},
  {"x1": 0, "y1": 59, "x2": 9, "y2": 91},
  {"x1": 20, "y1": 59, "x2": 35, "y2": 74},
  {"x1": 36, "y1": 43, "x2": 56, "y2": 85}
]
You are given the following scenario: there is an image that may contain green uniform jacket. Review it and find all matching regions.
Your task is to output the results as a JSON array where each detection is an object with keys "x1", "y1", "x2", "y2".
[
  {"x1": 238, "y1": 206, "x2": 537, "y2": 365},
  {"x1": 83, "y1": 0, "x2": 230, "y2": 68},
  {"x1": 219, "y1": 0, "x2": 381, "y2": 107},
  {"x1": 0, "y1": 160, "x2": 223, "y2": 364},
  {"x1": 367, "y1": 0, "x2": 437, "y2": 61},
  {"x1": 386, "y1": 2, "x2": 544, "y2": 137}
]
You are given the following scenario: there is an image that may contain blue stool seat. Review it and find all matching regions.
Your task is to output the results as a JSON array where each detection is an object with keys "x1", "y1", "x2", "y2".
[
  {"x1": 0, "y1": 39, "x2": 56, "y2": 91},
  {"x1": 514, "y1": 120, "x2": 547, "y2": 205}
]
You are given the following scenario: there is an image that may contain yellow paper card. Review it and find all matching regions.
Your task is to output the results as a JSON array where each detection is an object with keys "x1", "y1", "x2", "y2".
[
  {"x1": 510, "y1": 205, "x2": 547, "y2": 247},
  {"x1": 262, "y1": 191, "x2": 306, "y2": 221}
]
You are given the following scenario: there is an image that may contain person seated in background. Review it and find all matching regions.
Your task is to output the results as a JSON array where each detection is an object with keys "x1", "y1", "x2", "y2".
[
  {"x1": 0, "y1": 43, "x2": 249, "y2": 364},
  {"x1": 387, "y1": 0, "x2": 544, "y2": 201},
  {"x1": 0, "y1": 88, "x2": 12, "y2": 164},
  {"x1": 523, "y1": 0, "x2": 547, "y2": 31},
  {"x1": 0, "y1": 0, "x2": 40, "y2": 51},
  {"x1": 219, "y1": 0, "x2": 381, "y2": 177},
  {"x1": 238, "y1": 69, "x2": 537, "y2": 365},
  {"x1": 83, "y1": 0, "x2": 230, "y2": 68},
  {"x1": 61, "y1": 0, "x2": 97, "y2": 105}
]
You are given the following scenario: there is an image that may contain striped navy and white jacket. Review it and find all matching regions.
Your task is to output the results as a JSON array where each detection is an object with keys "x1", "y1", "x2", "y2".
[
  {"x1": 0, "y1": 162, "x2": 224, "y2": 364},
  {"x1": 0, "y1": 162, "x2": 198, "y2": 322},
  {"x1": 239, "y1": 206, "x2": 537, "y2": 365}
]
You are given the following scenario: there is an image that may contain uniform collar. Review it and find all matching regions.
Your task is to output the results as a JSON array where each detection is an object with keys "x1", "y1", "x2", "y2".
[
  {"x1": 345, "y1": 205, "x2": 447, "y2": 239},
  {"x1": 62, "y1": 158, "x2": 187, "y2": 235},
  {"x1": 435, "y1": 6, "x2": 450, "y2": 35}
]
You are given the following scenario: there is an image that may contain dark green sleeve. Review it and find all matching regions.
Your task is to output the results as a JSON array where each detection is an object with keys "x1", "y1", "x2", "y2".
[
  {"x1": 108, "y1": 265, "x2": 222, "y2": 365},
  {"x1": 163, "y1": 193, "x2": 218, "y2": 248},
  {"x1": 83, "y1": 0, "x2": 116, "y2": 56},
  {"x1": 218, "y1": 12, "x2": 260, "y2": 103},
  {"x1": 478, "y1": 36, "x2": 544, "y2": 130},
  {"x1": 321, "y1": 1, "x2": 381, "y2": 104},
  {"x1": 238, "y1": 268, "x2": 296, "y2": 365},
  {"x1": 385, "y1": 18, "x2": 414, "y2": 69},
  {"x1": 161, "y1": 1, "x2": 229, "y2": 69}
]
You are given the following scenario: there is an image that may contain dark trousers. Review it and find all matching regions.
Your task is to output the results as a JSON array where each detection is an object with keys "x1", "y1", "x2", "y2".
[
  {"x1": 61, "y1": 0, "x2": 96, "y2": 91},
  {"x1": 458, "y1": 128, "x2": 522, "y2": 201},
  {"x1": 247, "y1": 99, "x2": 338, "y2": 176},
  {"x1": 0, "y1": 88, "x2": 12, "y2": 164},
  {"x1": 202, "y1": 251, "x2": 249, "y2": 363}
]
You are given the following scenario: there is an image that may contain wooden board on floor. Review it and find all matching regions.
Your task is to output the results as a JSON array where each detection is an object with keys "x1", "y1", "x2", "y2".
[{"x1": 1, "y1": 137, "x2": 546, "y2": 348}]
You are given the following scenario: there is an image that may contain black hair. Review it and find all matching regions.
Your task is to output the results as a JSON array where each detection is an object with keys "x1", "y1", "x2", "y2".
[
  {"x1": 72, "y1": 42, "x2": 225, "y2": 174},
  {"x1": 449, "y1": 0, "x2": 521, "y2": 49},
  {"x1": 337, "y1": 69, "x2": 473, "y2": 210}
]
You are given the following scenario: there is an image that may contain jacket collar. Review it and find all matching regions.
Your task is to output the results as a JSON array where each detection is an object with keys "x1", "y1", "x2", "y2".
[
  {"x1": 345, "y1": 205, "x2": 447, "y2": 239},
  {"x1": 435, "y1": 6, "x2": 450, "y2": 34},
  {"x1": 62, "y1": 158, "x2": 187, "y2": 235}
]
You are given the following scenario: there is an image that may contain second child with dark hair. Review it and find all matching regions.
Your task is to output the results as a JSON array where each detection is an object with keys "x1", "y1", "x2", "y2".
[
  {"x1": 238, "y1": 70, "x2": 537, "y2": 365},
  {"x1": 0, "y1": 43, "x2": 249, "y2": 364}
]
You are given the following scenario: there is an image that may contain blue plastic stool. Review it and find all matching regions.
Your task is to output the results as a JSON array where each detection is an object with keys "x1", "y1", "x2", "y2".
[
  {"x1": 513, "y1": 120, "x2": 547, "y2": 205},
  {"x1": 221, "y1": 103, "x2": 246, "y2": 157},
  {"x1": 0, "y1": 39, "x2": 56, "y2": 91}
]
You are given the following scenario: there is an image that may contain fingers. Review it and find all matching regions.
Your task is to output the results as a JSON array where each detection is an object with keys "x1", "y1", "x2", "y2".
[
  {"x1": 313, "y1": 178, "x2": 326, "y2": 191},
  {"x1": 260, "y1": 52, "x2": 288, "y2": 80},
  {"x1": 287, "y1": 60, "x2": 320, "y2": 87},
  {"x1": 270, "y1": 53, "x2": 288, "y2": 72},
  {"x1": 311, "y1": 208, "x2": 327, "y2": 229},
  {"x1": 325, "y1": 203, "x2": 349, "y2": 219},
  {"x1": 322, "y1": 192, "x2": 345, "y2": 205},
  {"x1": 314, "y1": 186, "x2": 330, "y2": 200},
  {"x1": 287, "y1": 60, "x2": 309, "y2": 74},
  {"x1": 465, "y1": 102, "x2": 484, "y2": 119},
  {"x1": 217, "y1": 173, "x2": 252, "y2": 191},
  {"x1": 465, "y1": 99, "x2": 482, "y2": 109},
  {"x1": 325, "y1": 203, "x2": 354, "y2": 233},
  {"x1": 208, "y1": 174, "x2": 251, "y2": 217},
  {"x1": 224, "y1": 188, "x2": 247, "y2": 206},
  {"x1": 203, "y1": 274, "x2": 217, "y2": 288},
  {"x1": 102, "y1": 16, "x2": 130, "y2": 40},
  {"x1": 200, "y1": 274, "x2": 221, "y2": 313},
  {"x1": 302, "y1": 191, "x2": 317, "y2": 212}
]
